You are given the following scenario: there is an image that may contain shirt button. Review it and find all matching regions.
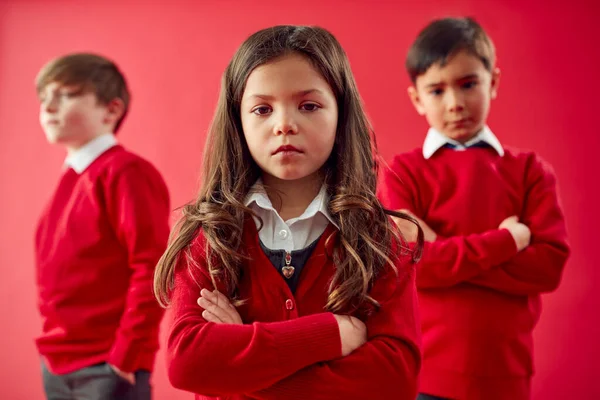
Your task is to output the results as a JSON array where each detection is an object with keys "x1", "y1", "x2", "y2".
[
  {"x1": 279, "y1": 229, "x2": 288, "y2": 239},
  {"x1": 285, "y1": 299, "x2": 294, "y2": 310}
]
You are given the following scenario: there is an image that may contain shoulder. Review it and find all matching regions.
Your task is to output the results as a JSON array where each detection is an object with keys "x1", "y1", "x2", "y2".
[
  {"x1": 92, "y1": 146, "x2": 167, "y2": 186},
  {"x1": 379, "y1": 221, "x2": 418, "y2": 287},
  {"x1": 106, "y1": 146, "x2": 163, "y2": 175},
  {"x1": 382, "y1": 149, "x2": 426, "y2": 182},
  {"x1": 173, "y1": 227, "x2": 212, "y2": 288},
  {"x1": 503, "y1": 146, "x2": 557, "y2": 181},
  {"x1": 388, "y1": 148, "x2": 426, "y2": 168},
  {"x1": 367, "y1": 241, "x2": 416, "y2": 311}
]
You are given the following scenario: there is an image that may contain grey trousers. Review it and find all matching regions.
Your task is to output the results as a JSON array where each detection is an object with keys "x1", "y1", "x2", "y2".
[{"x1": 41, "y1": 362, "x2": 151, "y2": 400}]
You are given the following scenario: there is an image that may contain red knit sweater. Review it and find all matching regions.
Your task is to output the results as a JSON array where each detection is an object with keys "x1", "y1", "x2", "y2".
[
  {"x1": 379, "y1": 146, "x2": 570, "y2": 400},
  {"x1": 35, "y1": 146, "x2": 170, "y2": 374},
  {"x1": 167, "y1": 219, "x2": 421, "y2": 400}
]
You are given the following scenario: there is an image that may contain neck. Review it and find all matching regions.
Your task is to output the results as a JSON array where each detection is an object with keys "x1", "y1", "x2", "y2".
[
  {"x1": 262, "y1": 172, "x2": 323, "y2": 221},
  {"x1": 65, "y1": 131, "x2": 112, "y2": 155},
  {"x1": 451, "y1": 126, "x2": 483, "y2": 145}
]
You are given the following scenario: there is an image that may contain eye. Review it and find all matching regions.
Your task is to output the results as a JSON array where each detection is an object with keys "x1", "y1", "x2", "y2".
[
  {"x1": 252, "y1": 106, "x2": 272, "y2": 115},
  {"x1": 462, "y1": 81, "x2": 478, "y2": 89},
  {"x1": 300, "y1": 102, "x2": 320, "y2": 112},
  {"x1": 60, "y1": 90, "x2": 81, "y2": 98},
  {"x1": 430, "y1": 88, "x2": 443, "y2": 96}
]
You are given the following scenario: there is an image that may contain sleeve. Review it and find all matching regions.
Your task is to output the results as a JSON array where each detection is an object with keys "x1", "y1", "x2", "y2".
[
  {"x1": 379, "y1": 155, "x2": 519, "y2": 289},
  {"x1": 105, "y1": 160, "x2": 171, "y2": 372},
  {"x1": 468, "y1": 154, "x2": 570, "y2": 295},
  {"x1": 247, "y1": 255, "x2": 421, "y2": 400},
  {"x1": 166, "y1": 235, "x2": 342, "y2": 396}
]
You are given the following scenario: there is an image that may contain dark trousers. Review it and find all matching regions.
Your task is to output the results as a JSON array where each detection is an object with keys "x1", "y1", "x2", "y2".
[
  {"x1": 417, "y1": 394, "x2": 452, "y2": 400},
  {"x1": 41, "y1": 362, "x2": 151, "y2": 400}
]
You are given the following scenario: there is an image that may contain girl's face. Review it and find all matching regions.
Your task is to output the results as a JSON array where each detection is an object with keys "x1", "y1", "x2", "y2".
[{"x1": 240, "y1": 53, "x2": 338, "y2": 185}]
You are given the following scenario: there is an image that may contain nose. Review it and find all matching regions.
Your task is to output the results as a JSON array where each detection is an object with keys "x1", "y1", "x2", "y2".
[
  {"x1": 446, "y1": 89, "x2": 465, "y2": 113},
  {"x1": 273, "y1": 108, "x2": 298, "y2": 136},
  {"x1": 41, "y1": 95, "x2": 59, "y2": 113}
]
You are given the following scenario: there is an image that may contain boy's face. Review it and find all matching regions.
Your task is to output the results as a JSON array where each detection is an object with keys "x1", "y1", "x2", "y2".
[
  {"x1": 38, "y1": 82, "x2": 112, "y2": 150},
  {"x1": 408, "y1": 50, "x2": 500, "y2": 143}
]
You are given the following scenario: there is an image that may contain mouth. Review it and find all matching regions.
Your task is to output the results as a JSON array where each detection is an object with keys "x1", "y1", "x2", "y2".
[
  {"x1": 448, "y1": 118, "x2": 469, "y2": 126},
  {"x1": 272, "y1": 145, "x2": 302, "y2": 155}
]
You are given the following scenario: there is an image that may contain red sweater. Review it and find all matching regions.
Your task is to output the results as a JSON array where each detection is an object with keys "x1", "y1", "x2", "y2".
[
  {"x1": 379, "y1": 146, "x2": 570, "y2": 400},
  {"x1": 35, "y1": 145, "x2": 170, "y2": 374},
  {"x1": 167, "y1": 219, "x2": 421, "y2": 400}
]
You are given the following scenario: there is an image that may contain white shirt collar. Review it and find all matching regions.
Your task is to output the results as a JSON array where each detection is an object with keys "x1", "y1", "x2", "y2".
[
  {"x1": 422, "y1": 126, "x2": 504, "y2": 159},
  {"x1": 244, "y1": 179, "x2": 337, "y2": 227},
  {"x1": 64, "y1": 133, "x2": 118, "y2": 174}
]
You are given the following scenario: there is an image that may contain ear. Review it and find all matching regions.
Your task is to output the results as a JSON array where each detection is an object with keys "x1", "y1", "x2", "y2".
[
  {"x1": 104, "y1": 98, "x2": 125, "y2": 128},
  {"x1": 408, "y1": 86, "x2": 426, "y2": 116},
  {"x1": 490, "y1": 67, "x2": 501, "y2": 99}
]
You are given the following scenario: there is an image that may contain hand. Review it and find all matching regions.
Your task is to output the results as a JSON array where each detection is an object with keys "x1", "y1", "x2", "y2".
[
  {"x1": 499, "y1": 216, "x2": 531, "y2": 251},
  {"x1": 197, "y1": 289, "x2": 243, "y2": 324},
  {"x1": 109, "y1": 364, "x2": 135, "y2": 385},
  {"x1": 333, "y1": 314, "x2": 367, "y2": 356},
  {"x1": 394, "y1": 209, "x2": 437, "y2": 242}
]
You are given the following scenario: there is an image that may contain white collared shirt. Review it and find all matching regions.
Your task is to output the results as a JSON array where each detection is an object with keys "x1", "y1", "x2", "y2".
[
  {"x1": 244, "y1": 180, "x2": 338, "y2": 252},
  {"x1": 422, "y1": 126, "x2": 504, "y2": 159},
  {"x1": 64, "y1": 133, "x2": 118, "y2": 174}
]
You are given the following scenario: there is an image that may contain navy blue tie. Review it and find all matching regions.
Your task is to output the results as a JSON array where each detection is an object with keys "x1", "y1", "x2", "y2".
[{"x1": 443, "y1": 140, "x2": 491, "y2": 150}]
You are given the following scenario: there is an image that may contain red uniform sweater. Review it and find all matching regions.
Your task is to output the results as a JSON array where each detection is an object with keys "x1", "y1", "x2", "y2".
[
  {"x1": 379, "y1": 146, "x2": 570, "y2": 400},
  {"x1": 35, "y1": 145, "x2": 170, "y2": 374},
  {"x1": 167, "y1": 219, "x2": 421, "y2": 400}
]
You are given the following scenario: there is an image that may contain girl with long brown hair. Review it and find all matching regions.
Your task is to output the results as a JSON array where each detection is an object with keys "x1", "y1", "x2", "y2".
[{"x1": 154, "y1": 25, "x2": 423, "y2": 400}]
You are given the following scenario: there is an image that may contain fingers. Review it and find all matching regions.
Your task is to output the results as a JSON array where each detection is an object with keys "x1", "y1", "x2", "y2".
[
  {"x1": 198, "y1": 289, "x2": 232, "y2": 323},
  {"x1": 501, "y1": 215, "x2": 519, "y2": 224},
  {"x1": 197, "y1": 289, "x2": 241, "y2": 324},
  {"x1": 109, "y1": 364, "x2": 136, "y2": 385},
  {"x1": 201, "y1": 308, "x2": 224, "y2": 323},
  {"x1": 499, "y1": 215, "x2": 519, "y2": 229},
  {"x1": 398, "y1": 209, "x2": 415, "y2": 217},
  {"x1": 212, "y1": 289, "x2": 237, "y2": 311}
]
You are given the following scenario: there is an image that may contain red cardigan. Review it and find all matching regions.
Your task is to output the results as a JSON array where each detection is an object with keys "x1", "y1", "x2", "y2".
[
  {"x1": 35, "y1": 146, "x2": 170, "y2": 374},
  {"x1": 379, "y1": 146, "x2": 570, "y2": 399},
  {"x1": 167, "y1": 219, "x2": 421, "y2": 400}
]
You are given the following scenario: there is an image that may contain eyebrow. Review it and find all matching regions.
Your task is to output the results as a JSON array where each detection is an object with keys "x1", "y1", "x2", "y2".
[
  {"x1": 424, "y1": 74, "x2": 480, "y2": 89},
  {"x1": 246, "y1": 89, "x2": 324, "y2": 100}
]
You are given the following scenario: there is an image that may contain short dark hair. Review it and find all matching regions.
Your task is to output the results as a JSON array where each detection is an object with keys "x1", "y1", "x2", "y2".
[
  {"x1": 406, "y1": 17, "x2": 495, "y2": 83},
  {"x1": 36, "y1": 53, "x2": 130, "y2": 132}
]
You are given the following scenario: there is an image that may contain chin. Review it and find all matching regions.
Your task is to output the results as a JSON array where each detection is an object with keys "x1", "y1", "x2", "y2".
[
  {"x1": 44, "y1": 134, "x2": 59, "y2": 144},
  {"x1": 445, "y1": 130, "x2": 478, "y2": 143},
  {"x1": 268, "y1": 169, "x2": 316, "y2": 182}
]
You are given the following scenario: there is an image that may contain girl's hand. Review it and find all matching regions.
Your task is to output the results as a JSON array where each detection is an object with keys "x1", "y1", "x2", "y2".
[
  {"x1": 197, "y1": 289, "x2": 243, "y2": 325},
  {"x1": 333, "y1": 314, "x2": 367, "y2": 356}
]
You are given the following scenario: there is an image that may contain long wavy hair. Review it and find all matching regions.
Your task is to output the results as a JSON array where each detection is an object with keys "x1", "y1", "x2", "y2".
[{"x1": 154, "y1": 25, "x2": 423, "y2": 312}]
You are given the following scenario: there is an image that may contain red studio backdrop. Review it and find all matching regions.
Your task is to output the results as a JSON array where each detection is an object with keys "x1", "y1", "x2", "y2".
[{"x1": 0, "y1": 1, "x2": 597, "y2": 399}]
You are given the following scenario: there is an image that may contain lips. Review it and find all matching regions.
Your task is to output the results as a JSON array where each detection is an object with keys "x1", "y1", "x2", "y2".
[{"x1": 272, "y1": 145, "x2": 302, "y2": 155}]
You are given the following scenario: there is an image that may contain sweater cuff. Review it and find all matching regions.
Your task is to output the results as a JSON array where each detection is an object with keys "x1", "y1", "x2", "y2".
[
  {"x1": 108, "y1": 336, "x2": 155, "y2": 373},
  {"x1": 485, "y1": 229, "x2": 519, "y2": 268},
  {"x1": 267, "y1": 313, "x2": 341, "y2": 371}
]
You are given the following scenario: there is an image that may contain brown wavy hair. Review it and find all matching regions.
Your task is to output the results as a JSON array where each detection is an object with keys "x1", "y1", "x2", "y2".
[{"x1": 154, "y1": 25, "x2": 423, "y2": 312}]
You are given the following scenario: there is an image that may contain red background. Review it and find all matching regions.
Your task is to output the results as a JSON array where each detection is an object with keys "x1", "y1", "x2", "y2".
[{"x1": 0, "y1": 0, "x2": 597, "y2": 398}]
